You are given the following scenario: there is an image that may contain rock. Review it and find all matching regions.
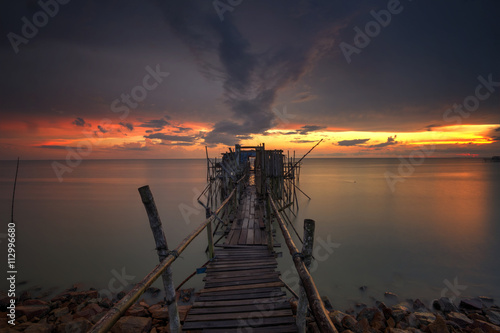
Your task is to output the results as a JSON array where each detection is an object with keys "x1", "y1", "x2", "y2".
[
  {"x1": 427, "y1": 315, "x2": 450, "y2": 333},
  {"x1": 460, "y1": 298, "x2": 483, "y2": 310},
  {"x1": 56, "y1": 317, "x2": 92, "y2": 333},
  {"x1": 342, "y1": 315, "x2": 358, "y2": 330},
  {"x1": 149, "y1": 305, "x2": 169, "y2": 320},
  {"x1": 99, "y1": 297, "x2": 113, "y2": 309},
  {"x1": 471, "y1": 320, "x2": 500, "y2": 333},
  {"x1": 385, "y1": 292, "x2": 399, "y2": 300},
  {"x1": 479, "y1": 296, "x2": 494, "y2": 303},
  {"x1": 360, "y1": 286, "x2": 368, "y2": 291},
  {"x1": 116, "y1": 291, "x2": 126, "y2": 300},
  {"x1": 52, "y1": 307, "x2": 70, "y2": 318},
  {"x1": 145, "y1": 287, "x2": 161, "y2": 297},
  {"x1": 75, "y1": 303, "x2": 103, "y2": 319},
  {"x1": 357, "y1": 307, "x2": 380, "y2": 322},
  {"x1": 24, "y1": 323, "x2": 54, "y2": 333},
  {"x1": 438, "y1": 297, "x2": 458, "y2": 313},
  {"x1": 387, "y1": 317, "x2": 396, "y2": 328},
  {"x1": 413, "y1": 299, "x2": 428, "y2": 311},
  {"x1": 414, "y1": 312, "x2": 436, "y2": 327},
  {"x1": 391, "y1": 305, "x2": 410, "y2": 323},
  {"x1": 371, "y1": 311, "x2": 386, "y2": 331},
  {"x1": 353, "y1": 317, "x2": 370, "y2": 333},
  {"x1": 329, "y1": 310, "x2": 347, "y2": 328},
  {"x1": 322, "y1": 296, "x2": 334, "y2": 311},
  {"x1": 407, "y1": 313, "x2": 419, "y2": 328},
  {"x1": 52, "y1": 290, "x2": 99, "y2": 302},
  {"x1": 16, "y1": 305, "x2": 50, "y2": 320},
  {"x1": 126, "y1": 304, "x2": 149, "y2": 317},
  {"x1": 111, "y1": 316, "x2": 152, "y2": 333},
  {"x1": 386, "y1": 329, "x2": 407, "y2": 333},
  {"x1": 485, "y1": 310, "x2": 500, "y2": 325},
  {"x1": 23, "y1": 299, "x2": 49, "y2": 306},
  {"x1": 355, "y1": 303, "x2": 367, "y2": 310},
  {"x1": 470, "y1": 328, "x2": 486, "y2": 333},
  {"x1": 446, "y1": 312, "x2": 473, "y2": 328},
  {"x1": 376, "y1": 301, "x2": 388, "y2": 310}
]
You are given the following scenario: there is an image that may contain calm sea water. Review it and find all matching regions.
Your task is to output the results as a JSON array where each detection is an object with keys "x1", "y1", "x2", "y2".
[{"x1": 1, "y1": 158, "x2": 499, "y2": 309}]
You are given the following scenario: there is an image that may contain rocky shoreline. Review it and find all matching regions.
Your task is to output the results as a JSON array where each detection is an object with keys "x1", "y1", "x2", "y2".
[{"x1": 1, "y1": 285, "x2": 499, "y2": 332}]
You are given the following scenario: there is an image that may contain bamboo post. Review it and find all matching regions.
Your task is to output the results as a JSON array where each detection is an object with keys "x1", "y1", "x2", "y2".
[
  {"x1": 206, "y1": 207, "x2": 214, "y2": 259},
  {"x1": 265, "y1": 186, "x2": 273, "y2": 252},
  {"x1": 138, "y1": 186, "x2": 180, "y2": 333},
  {"x1": 297, "y1": 219, "x2": 315, "y2": 332}
]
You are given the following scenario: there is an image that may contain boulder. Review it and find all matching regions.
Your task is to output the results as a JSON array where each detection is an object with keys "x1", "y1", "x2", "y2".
[
  {"x1": 446, "y1": 312, "x2": 473, "y2": 328},
  {"x1": 52, "y1": 307, "x2": 70, "y2": 318},
  {"x1": 427, "y1": 315, "x2": 450, "y2": 333},
  {"x1": 111, "y1": 316, "x2": 152, "y2": 333},
  {"x1": 23, "y1": 323, "x2": 54, "y2": 333},
  {"x1": 357, "y1": 307, "x2": 382, "y2": 322},
  {"x1": 23, "y1": 299, "x2": 49, "y2": 306},
  {"x1": 16, "y1": 305, "x2": 50, "y2": 320},
  {"x1": 75, "y1": 303, "x2": 104, "y2": 319},
  {"x1": 329, "y1": 310, "x2": 347, "y2": 328},
  {"x1": 386, "y1": 329, "x2": 407, "y2": 333},
  {"x1": 407, "y1": 313, "x2": 419, "y2": 328},
  {"x1": 414, "y1": 312, "x2": 436, "y2": 327},
  {"x1": 353, "y1": 317, "x2": 370, "y2": 333},
  {"x1": 485, "y1": 309, "x2": 500, "y2": 325},
  {"x1": 385, "y1": 292, "x2": 399, "y2": 300},
  {"x1": 413, "y1": 299, "x2": 428, "y2": 311},
  {"x1": 149, "y1": 305, "x2": 169, "y2": 320},
  {"x1": 391, "y1": 305, "x2": 410, "y2": 323},
  {"x1": 56, "y1": 317, "x2": 92, "y2": 333},
  {"x1": 125, "y1": 304, "x2": 149, "y2": 317},
  {"x1": 471, "y1": 320, "x2": 500, "y2": 333},
  {"x1": 342, "y1": 314, "x2": 358, "y2": 330},
  {"x1": 434, "y1": 297, "x2": 458, "y2": 313},
  {"x1": 460, "y1": 298, "x2": 483, "y2": 310}
]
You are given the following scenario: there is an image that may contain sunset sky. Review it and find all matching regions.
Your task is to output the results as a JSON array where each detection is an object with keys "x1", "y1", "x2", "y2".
[{"x1": 1, "y1": 0, "x2": 499, "y2": 160}]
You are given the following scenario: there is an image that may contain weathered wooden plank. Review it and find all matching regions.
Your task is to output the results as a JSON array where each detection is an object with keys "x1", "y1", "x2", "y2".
[
  {"x1": 202, "y1": 324, "x2": 298, "y2": 333},
  {"x1": 196, "y1": 287, "x2": 283, "y2": 297},
  {"x1": 185, "y1": 309, "x2": 293, "y2": 322},
  {"x1": 182, "y1": 316, "x2": 296, "y2": 330},
  {"x1": 197, "y1": 291, "x2": 286, "y2": 301},
  {"x1": 203, "y1": 269, "x2": 276, "y2": 279},
  {"x1": 204, "y1": 272, "x2": 279, "y2": 283},
  {"x1": 205, "y1": 277, "x2": 281, "y2": 288},
  {"x1": 188, "y1": 302, "x2": 291, "y2": 315},
  {"x1": 193, "y1": 296, "x2": 289, "y2": 308},
  {"x1": 201, "y1": 281, "x2": 284, "y2": 293}
]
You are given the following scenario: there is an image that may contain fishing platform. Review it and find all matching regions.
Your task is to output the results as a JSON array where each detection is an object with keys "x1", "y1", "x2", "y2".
[{"x1": 90, "y1": 142, "x2": 336, "y2": 333}]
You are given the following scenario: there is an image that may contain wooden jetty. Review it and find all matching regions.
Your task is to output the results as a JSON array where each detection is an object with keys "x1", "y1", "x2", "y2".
[{"x1": 90, "y1": 142, "x2": 336, "y2": 333}]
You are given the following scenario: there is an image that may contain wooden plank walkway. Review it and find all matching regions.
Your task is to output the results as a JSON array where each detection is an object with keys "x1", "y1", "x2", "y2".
[{"x1": 182, "y1": 184, "x2": 298, "y2": 332}]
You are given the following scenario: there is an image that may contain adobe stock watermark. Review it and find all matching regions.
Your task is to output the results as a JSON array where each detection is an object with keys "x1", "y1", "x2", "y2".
[
  {"x1": 51, "y1": 64, "x2": 169, "y2": 182},
  {"x1": 281, "y1": 234, "x2": 340, "y2": 293},
  {"x1": 272, "y1": 105, "x2": 296, "y2": 125},
  {"x1": 340, "y1": 0, "x2": 412, "y2": 64},
  {"x1": 213, "y1": 0, "x2": 243, "y2": 21},
  {"x1": 7, "y1": 0, "x2": 71, "y2": 54},
  {"x1": 178, "y1": 187, "x2": 205, "y2": 225},
  {"x1": 98, "y1": 267, "x2": 136, "y2": 300},
  {"x1": 385, "y1": 73, "x2": 499, "y2": 192},
  {"x1": 440, "y1": 276, "x2": 467, "y2": 303}
]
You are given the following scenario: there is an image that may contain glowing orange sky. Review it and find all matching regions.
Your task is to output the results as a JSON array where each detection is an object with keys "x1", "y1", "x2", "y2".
[{"x1": 1, "y1": 115, "x2": 498, "y2": 160}]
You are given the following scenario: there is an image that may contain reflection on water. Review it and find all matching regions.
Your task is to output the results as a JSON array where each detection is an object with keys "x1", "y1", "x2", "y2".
[{"x1": 0, "y1": 158, "x2": 498, "y2": 309}]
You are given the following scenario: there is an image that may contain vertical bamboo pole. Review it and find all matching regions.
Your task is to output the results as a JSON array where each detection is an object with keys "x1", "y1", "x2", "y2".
[
  {"x1": 206, "y1": 207, "x2": 214, "y2": 259},
  {"x1": 297, "y1": 219, "x2": 315, "y2": 332},
  {"x1": 265, "y1": 185, "x2": 273, "y2": 252},
  {"x1": 138, "y1": 186, "x2": 180, "y2": 333}
]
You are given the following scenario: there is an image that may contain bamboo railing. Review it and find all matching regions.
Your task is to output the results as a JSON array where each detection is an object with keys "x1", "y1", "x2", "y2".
[
  {"x1": 89, "y1": 185, "x2": 239, "y2": 333},
  {"x1": 266, "y1": 185, "x2": 337, "y2": 333}
]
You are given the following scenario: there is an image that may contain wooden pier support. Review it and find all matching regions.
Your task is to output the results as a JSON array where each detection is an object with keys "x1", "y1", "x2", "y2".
[
  {"x1": 138, "y1": 185, "x2": 180, "y2": 333},
  {"x1": 297, "y1": 219, "x2": 315, "y2": 332}
]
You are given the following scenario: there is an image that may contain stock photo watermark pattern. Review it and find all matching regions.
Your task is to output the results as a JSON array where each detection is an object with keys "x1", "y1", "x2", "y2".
[
  {"x1": 51, "y1": 64, "x2": 169, "y2": 182},
  {"x1": 385, "y1": 73, "x2": 499, "y2": 192}
]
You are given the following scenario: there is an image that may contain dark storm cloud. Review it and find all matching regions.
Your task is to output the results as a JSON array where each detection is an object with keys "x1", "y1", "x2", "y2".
[
  {"x1": 337, "y1": 139, "x2": 370, "y2": 146},
  {"x1": 72, "y1": 117, "x2": 88, "y2": 127},
  {"x1": 97, "y1": 125, "x2": 108, "y2": 133},
  {"x1": 292, "y1": 140, "x2": 316, "y2": 144},
  {"x1": 369, "y1": 136, "x2": 398, "y2": 148},
  {"x1": 425, "y1": 124, "x2": 440, "y2": 131},
  {"x1": 119, "y1": 122, "x2": 134, "y2": 131},
  {"x1": 496, "y1": 127, "x2": 500, "y2": 132},
  {"x1": 297, "y1": 125, "x2": 327, "y2": 135},
  {"x1": 153, "y1": 0, "x2": 351, "y2": 145},
  {"x1": 138, "y1": 118, "x2": 170, "y2": 130},
  {"x1": 144, "y1": 133, "x2": 197, "y2": 142}
]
